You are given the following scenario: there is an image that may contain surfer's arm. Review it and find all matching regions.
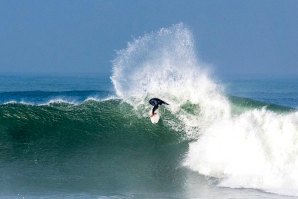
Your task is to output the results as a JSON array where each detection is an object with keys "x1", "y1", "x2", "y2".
[{"x1": 160, "y1": 100, "x2": 169, "y2": 105}]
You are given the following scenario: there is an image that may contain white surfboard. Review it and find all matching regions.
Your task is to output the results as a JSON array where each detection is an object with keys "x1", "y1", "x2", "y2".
[{"x1": 150, "y1": 108, "x2": 160, "y2": 124}]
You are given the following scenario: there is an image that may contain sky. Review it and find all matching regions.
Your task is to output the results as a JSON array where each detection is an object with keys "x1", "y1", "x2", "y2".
[{"x1": 0, "y1": 0, "x2": 297, "y2": 77}]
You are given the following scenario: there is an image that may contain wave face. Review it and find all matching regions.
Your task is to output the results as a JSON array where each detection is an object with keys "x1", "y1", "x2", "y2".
[
  {"x1": 0, "y1": 100, "x2": 180, "y2": 149},
  {"x1": 111, "y1": 24, "x2": 298, "y2": 196},
  {"x1": 0, "y1": 98, "x2": 189, "y2": 197}
]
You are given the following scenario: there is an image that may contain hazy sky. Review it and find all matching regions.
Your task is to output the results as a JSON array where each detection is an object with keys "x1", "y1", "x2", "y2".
[{"x1": 0, "y1": 0, "x2": 297, "y2": 77}]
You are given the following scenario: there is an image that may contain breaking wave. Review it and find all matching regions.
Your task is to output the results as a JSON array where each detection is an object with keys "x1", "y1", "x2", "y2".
[{"x1": 111, "y1": 23, "x2": 298, "y2": 196}]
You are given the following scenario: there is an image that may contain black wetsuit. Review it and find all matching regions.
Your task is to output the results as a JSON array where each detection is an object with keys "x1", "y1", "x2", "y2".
[{"x1": 149, "y1": 98, "x2": 169, "y2": 115}]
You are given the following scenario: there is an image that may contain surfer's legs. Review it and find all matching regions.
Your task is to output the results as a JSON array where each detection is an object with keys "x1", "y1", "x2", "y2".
[{"x1": 152, "y1": 105, "x2": 159, "y2": 115}]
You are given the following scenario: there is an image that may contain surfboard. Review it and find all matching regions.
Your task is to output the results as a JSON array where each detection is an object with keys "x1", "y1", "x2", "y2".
[{"x1": 150, "y1": 108, "x2": 160, "y2": 124}]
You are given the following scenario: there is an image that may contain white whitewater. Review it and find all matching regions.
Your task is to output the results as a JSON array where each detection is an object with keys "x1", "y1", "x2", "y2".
[{"x1": 111, "y1": 24, "x2": 298, "y2": 196}]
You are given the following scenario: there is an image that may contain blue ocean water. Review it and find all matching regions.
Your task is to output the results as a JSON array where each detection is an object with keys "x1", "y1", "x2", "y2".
[
  {"x1": 223, "y1": 76, "x2": 298, "y2": 108},
  {"x1": 0, "y1": 74, "x2": 112, "y2": 92},
  {"x1": 0, "y1": 75, "x2": 112, "y2": 104}
]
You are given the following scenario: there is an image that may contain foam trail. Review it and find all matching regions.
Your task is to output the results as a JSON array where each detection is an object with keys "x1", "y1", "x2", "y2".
[{"x1": 111, "y1": 23, "x2": 298, "y2": 196}]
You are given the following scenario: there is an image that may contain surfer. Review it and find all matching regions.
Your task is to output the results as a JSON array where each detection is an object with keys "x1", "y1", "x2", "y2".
[{"x1": 149, "y1": 98, "x2": 169, "y2": 117}]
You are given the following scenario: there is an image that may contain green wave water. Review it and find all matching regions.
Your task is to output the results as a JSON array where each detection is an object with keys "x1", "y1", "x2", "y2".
[
  {"x1": 0, "y1": 100, "x2": 190, "y2": 198},
  {"x1": 0, "y1": 100, "x2": 183, "y2": 155}
]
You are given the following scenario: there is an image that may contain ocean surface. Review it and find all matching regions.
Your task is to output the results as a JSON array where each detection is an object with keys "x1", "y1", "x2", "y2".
[{"x1": 1, "y1": 25, "x2": 298, "y2": 199}]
